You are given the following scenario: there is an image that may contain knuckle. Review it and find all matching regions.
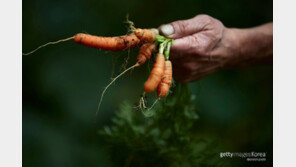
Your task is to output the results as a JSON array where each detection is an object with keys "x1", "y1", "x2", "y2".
[
  {"x1": 194, "y1": 14, "x2": 216, "y2": 29},
  {"x1": 215, "y1": 19, "x2": 223, "y2": 26},
  {"x1": 208, "y1": 17, "x2": 216, "y2": 25},
  {"x1": 195, "y1": 14, "x2": 210, "y2": 19},
  {"x1": 211, "y1": 19, "x2": 224, "y2": 30}
]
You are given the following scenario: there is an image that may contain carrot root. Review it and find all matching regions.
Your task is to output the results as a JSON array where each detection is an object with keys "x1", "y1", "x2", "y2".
[
  {"x1": 147, "y1": 98, "x2": 159, "y2": 111},
  {"x1": 23, "y1": 36, "x2": 74, "y2": 56},
  {"x1": 96, "y1": 63, "x2": 139, "y2": 118}
]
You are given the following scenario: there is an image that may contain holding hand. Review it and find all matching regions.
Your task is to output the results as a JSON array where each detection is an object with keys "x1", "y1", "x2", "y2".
[{"x1": 159, "y1": 15, "x2": 273, "y2": 82}]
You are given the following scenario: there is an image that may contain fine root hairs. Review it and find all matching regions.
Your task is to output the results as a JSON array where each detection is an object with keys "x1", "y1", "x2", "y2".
[
  {"x1": 138, "y1": 92, "x2": 147, "y2": 110},
  {"x1": 147, "y1": 98, "x2": 159, "y2": 111},
  {"x1": 124, "y1": 14, "x2": 136, "y2": 33},
  {"x1": 121, "y1": 49, "x2": 131, "y2": 71},
  {"x1": 96, "y1": 63, "x2": 139, "y2": 117},
  {"x1": 138, "y1": 92, "x2": 159, "y2": 111},
  {"x1": 139, "y1": 95, "x2": 159, "y2": 117},
  {"x1": 22, "y1": 36, "x2": 74, "y2": 56}
]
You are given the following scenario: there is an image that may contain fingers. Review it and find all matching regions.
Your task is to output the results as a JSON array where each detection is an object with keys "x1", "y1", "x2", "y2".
[
  {"x1": 171, "y1": 36, "x2": 198, "y2": 54},
  {"x1": 170, "y1": 33, "x2": 210, "y2": 56},
  {"x1": 158, "y1": 14, "x2": 212, "y2": 39}
]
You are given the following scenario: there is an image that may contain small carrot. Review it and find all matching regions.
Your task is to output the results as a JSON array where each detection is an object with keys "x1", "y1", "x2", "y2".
[
  {"x1": 134, "y1": 28, "x2": 158, "y2": 43},
  {"x1": 74, "y1": 33, "x2": 141, "y2": 51},
  {"x1": 157, "y1": 60, "x2": 172, "y2": 98},
  {"x1": 136, "y1": 43, "x2": 156, "y2": 65},
  {"x1": 144, "y1": 53, "x2": 165, "y2": 93}
]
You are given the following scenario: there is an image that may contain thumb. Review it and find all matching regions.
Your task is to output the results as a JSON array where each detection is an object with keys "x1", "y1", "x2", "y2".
[{"x1": 158, "y1": 15, "x2": 210, "y2": 39}]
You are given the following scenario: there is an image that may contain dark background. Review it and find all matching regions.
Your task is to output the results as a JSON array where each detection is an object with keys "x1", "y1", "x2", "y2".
[{"x1": 23, "y1": 0, "x2": 273, "y2": 166}]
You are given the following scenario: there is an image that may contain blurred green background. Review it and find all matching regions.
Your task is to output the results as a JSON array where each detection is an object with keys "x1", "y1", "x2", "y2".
[{"x1": 23, "y1": 0, "x2": 272, "y2": 166}]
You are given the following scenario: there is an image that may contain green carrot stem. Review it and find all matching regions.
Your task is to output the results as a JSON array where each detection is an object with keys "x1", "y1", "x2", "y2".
[
  {"x1": 159, "y1": 42, "x2": 166, "y2": 54},
  {"x1": 156, "y1": 35, "x2": 167, "y2": 43},
  {"x1": 164, "y1": 41, "x2": 172, "y2": 59}
]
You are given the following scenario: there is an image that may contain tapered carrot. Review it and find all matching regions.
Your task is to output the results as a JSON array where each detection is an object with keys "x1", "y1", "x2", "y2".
[
  {"x1": 23, "y1": 33, "x2": 142, "y2": 55},
  {"x1": 144, "y1": 53, "x2": 165, "y2": 93},
  {"x1": 134, "y1": 28, "x2": 158, "y2": 43},
  {"x1": 74, "y1": 33, "x2": 141, "y2": 51},
  {"x1": 137, "y1": 43, "x2": 156, "y2": 65},
  {"x1": 157, "y1": 60, "x2": 172, "y2": 98},
  {"x1": 22, "y1": 36, "x2": 75, "y2": 55}
]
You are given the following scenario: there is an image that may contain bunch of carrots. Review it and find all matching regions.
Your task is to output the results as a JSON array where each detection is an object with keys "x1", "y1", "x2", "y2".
[{"x1": 23, "y1": 26, "x2": 174, "y2": 113}]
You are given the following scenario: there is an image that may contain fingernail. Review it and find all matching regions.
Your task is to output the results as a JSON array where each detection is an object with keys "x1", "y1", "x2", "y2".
[{"x1": 160, "y1": 24, "x2": 174, "y2": 36}]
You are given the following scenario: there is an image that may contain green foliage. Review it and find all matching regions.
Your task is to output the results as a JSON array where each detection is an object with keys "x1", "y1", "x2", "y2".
[{"x1": 99, "y1": 84, "x2": 226, "y2": 167}]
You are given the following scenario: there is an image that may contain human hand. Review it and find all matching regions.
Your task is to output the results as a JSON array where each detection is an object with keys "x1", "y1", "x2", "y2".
[{"x1": 158, "y1": 15, "x2": 239, "y2": 83}]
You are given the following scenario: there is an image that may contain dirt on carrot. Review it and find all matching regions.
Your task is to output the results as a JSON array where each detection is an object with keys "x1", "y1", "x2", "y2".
[
  {"x1": 23, "y1": 19, "x2": 174, "y2": 117},
  {"x1": 73, "y1": 33, "x2": 141, "y2": 51}
]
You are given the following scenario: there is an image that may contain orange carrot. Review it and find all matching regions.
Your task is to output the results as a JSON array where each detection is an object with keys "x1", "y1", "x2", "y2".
[
  {"x1": 144, "y1": 53, "x2": 165, "y2": 93},
  {"x1": 136, "y1": 43, "x2": 156, "y2": 65},
  {"x1": 134, "y1": 28, "x2": 158, "y2": 43},
  {"x1": 74, "y1": 33, "x2": 141, "y2": 51},
  {"x1": 157, "y1": 60, "x2": 172, "y2": 98}
]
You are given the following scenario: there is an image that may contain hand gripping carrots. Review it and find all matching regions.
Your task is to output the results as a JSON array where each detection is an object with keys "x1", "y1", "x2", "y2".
[{"x1": 23, "y1": 22, "x2": 174, "y2": 115}]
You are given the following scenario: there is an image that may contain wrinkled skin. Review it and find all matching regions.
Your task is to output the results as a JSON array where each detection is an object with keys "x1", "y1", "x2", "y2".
[
  {"x1": 159, "y1": 15, "x2": 237, "y2": 82},
  {"x1": 159, "y1": 15, "x2": 272, "y2": 82}
]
